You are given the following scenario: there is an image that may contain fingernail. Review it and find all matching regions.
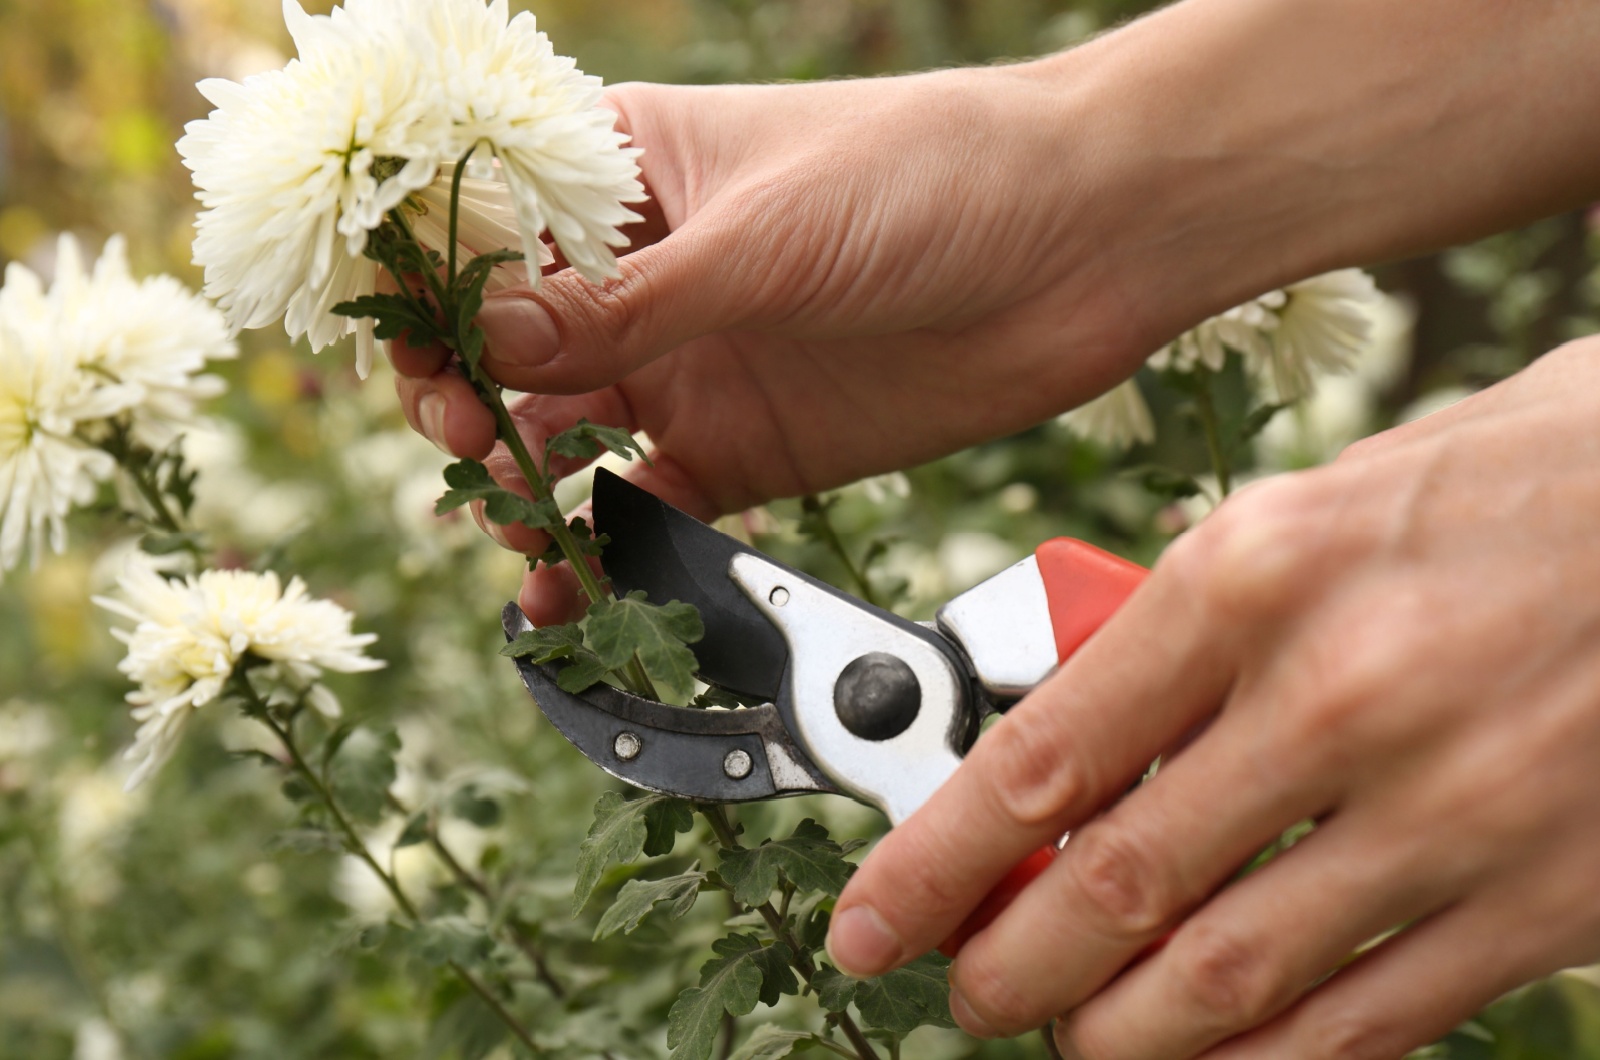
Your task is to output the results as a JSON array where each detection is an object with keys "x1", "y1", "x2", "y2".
[
  {"x1": 949, "y1": 988, "x2": 998, "y2": 1040},
  {"x1": 478, "y1": 297, "x2": 560, "y2": 369},
  {"x1": 419, "y1": 393, "x2": 450, "y2": 455},
  {"x1": 825, "y1": 906, "x2": 903, "y2": 978}
]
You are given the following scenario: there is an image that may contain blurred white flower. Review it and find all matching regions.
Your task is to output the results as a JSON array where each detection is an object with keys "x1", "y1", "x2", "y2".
[
  {"x1": 43, "y1": 234, "x2": 236, "y2": 448},
  {"x1": 1150, "y1": 270, "x2": 1381, "y2": 403},
  {"x1": 0, "y1": 281, "x2": 122, "y2": 573},
  {"x1": 1059, "y1": 378, "x2": 1155, "y2": 450},
  {"x1": 180, "y1": 0, "x2": 644, "y2": 378},
  {"x1": 1255, "y1": 269, "x2": 1382, "y2": 401},
  {"x1": 72, "y1": 1017, "x2": 123, "y2": 1060},
  {"x1": 96, "y1": 561, "x2": 383, "y2": 790},
  {"x1": 857, "y1": 472, "x2": 911, "y2": 504},
  {"x1": 0, "y1": 235, "x2": 234, "y2": 572}
]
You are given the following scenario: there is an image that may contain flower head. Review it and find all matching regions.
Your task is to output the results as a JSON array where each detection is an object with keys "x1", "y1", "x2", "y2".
[
  {"x1": 1059, "y1": 378, "x2": 1155, "y2": 451},
  {"x1": 0, "y1": 236, "x2": 233, "y2": 572},
  {"x1": 180, "y1": 0, "x2": 645, "y2": 378},
  {"x1": 96, "y1": 563, "x2": 383, "y2": 790}
]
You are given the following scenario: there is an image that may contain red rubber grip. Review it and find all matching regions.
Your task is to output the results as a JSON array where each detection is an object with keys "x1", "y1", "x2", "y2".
[{"x1": 938, "y1": 540, "x2": 1147, "y2": 957}]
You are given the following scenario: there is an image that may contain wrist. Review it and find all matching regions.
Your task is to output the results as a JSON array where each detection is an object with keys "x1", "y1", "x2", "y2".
[{"x1": 1021, "y1": 0, "x2": 1600, "y2": 362}]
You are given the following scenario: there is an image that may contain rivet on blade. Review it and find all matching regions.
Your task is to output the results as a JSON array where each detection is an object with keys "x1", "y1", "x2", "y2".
[
  {"x1": 769, "y1": 586, "x2": 790, "y2": 607},
  {"x1": 723, "y1": 749, "x2": 753, "y2": 779},
  {"x1": 613, "y1": 732, "x2": 642, "y2": 761}
]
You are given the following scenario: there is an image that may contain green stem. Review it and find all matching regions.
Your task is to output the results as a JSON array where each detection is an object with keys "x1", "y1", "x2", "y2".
[
  {"x1": 1192, "y1": 371, "x2": 1233, "y2": 498},
  {"x1": 699, "y1": 806, "x2": 881, "y2": 1060},
  {"x1": 256, "y1": 704, "x2": 543, "y2": 1056},
  {"x1": 800, "y1": 495, "x2": 880, "y2": 607}
]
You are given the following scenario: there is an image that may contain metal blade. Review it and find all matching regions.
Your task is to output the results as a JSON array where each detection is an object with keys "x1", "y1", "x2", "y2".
[
  {"x1": 502, "y1": 604, "x2": 833, "y2": 801},
  {"x1": 592, "y1": 469, "x2": 789, "y2": 701}
]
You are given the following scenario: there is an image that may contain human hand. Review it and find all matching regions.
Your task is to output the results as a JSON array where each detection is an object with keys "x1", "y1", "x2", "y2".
[{"x1": 826, "y1": 336, "x2": 1600, "y2": 1058}]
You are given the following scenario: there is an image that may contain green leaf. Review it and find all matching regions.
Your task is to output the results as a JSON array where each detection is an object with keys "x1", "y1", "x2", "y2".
[
  {"x1": 266, "y1": 828, "x2": 345, "y2": 854},
  {"x1": 572, "y1": 791, "x2": 687, "y2": 915},
  {"x1": 545, "y1": 419, "x2": 651, "y2": 467},
  {"x1": 327, "y1": 726, "x2": 400, "y2": 825},
  {"x1": 1236, "y1": 401, "x2": 1291, "y2": 447},
  {"x1": 445, "y1": 785, "x2": 501, "y2": 828},
  {"x1": 717, "y1": 819, "x2": 855, "y2": 906},
  {"x1": 584, "y1": 591, "x2": 705, "y2": 705},
  {"x1": 434, "y1": 459, "x2": 561, "y2": 529},
  {"x1": 331, "y1": 293, "x2": 440, "y2": 342},
  {"x1": 395, "y1": 813, "x2": 430, "y2": 849},
  {"x1": 1123, "y1": 464, "x2": 1204, "y2": 501},
  {"x1": 643, "y1": 797, "x2": 696, "y2": 857},
  {"x1": 692, "y1": 686, "x2": 765, "y2": 710},
  {"x1": 731, "y1": 1025, "x2": 814, "y2": 1060},
  {"x1": 499, "y1": 624, "x2": 585, "y2": 664},
  {"x1": 667, "y1": 935, "x2": 797, "y2": 1060},
  {"x1": 405, "y1": 916, "x2": 493, "y2": 969},
  {"x1": 852, "y1": 954, "x2": 955, "y2": 1035},
  {"x1": 811, "y1": 965, "x2": 857, "y2": 1014},
  {"x1": 593, "y1": 864, "x2": 706, "y2": 940},
  {"x1": 532, "y1": 517, "x2": 608, "y2": 569},
  {"x1": 138, "y1": 530, "x2": 205, "y2": 557}
]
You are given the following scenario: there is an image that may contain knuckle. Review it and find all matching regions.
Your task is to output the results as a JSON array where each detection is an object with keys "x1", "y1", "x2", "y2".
[
  {"x1": 955, "y1": 952, "x2": 1048, "y2": 1034},
  {"x1": 976, "y1": 714, "x2": 1088, "y2": 827},
  {"x1": 1063, "y1": 824, "x2": 1170, "y2": 936},
  {"x1": 1170, "y1": 922, "x2": 1284, "y2": 1029},
  {"x1": 1303, "y1": 1009, "x2": 1398, "y2": 1060},
  {"x1": 1172, "y1": 474, "x2": 1328, "y2": 619}
]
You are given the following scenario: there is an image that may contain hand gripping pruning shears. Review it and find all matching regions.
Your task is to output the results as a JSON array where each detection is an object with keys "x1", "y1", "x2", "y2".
[{"x1": 502, "y1": 469, "x2": 1147, "y2": 953}]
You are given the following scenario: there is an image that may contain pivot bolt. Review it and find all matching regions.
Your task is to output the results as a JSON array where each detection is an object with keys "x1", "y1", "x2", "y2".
[{"x1": 833, "y1": 652, "x2": 921, "y2": 741}]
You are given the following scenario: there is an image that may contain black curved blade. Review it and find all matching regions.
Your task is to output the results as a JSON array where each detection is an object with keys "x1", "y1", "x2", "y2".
[
  {"x1": 501, "y1": 604, "x2": 833, "y2": 800},
  {"x1": 593, "y1": 469, "x2": 788, "y2": 702}
]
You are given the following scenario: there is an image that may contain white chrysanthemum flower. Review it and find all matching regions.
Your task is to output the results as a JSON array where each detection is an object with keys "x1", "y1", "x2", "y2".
[
  {"x1": 1150, "y1": 271, "x2": 1380, "y2": 404},
  {"x1": 180, "y1": 0, "x2": 643, "y2": 379},
  {"x1": 95, "y1": 563, "x2": 384, "y2": 790},
  {"x1": 1254, "y1": 269, "x2": 1381, "y2": 402},
  {"x1": 0, "y1": 280, "x2": 124, "y2": 573},
  {"x1": 1059, "y1": 378, "x2": 1155, "y2": 450},
  {"x1": 385, "y1": 0, "x2": 646, "y2": 283},
  {"x1": 44, "y1": 234, "x2": 236, "y2": 447}
]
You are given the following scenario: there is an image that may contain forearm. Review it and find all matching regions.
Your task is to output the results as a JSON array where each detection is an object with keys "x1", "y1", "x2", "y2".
[{"x1": 1033, "y1": 0, "x2": 1600, "y2": 354}]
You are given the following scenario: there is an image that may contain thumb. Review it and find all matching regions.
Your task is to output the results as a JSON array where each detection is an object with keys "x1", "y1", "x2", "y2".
[{"x1": 474, "y1": 215, "x2": 757, "y2": 394}]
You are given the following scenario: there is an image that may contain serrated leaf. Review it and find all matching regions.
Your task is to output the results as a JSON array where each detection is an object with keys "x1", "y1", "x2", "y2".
[
  {"x1": 446, "y1": 784, "x2": 501, "y2": 828},
  {"x1": 1237, "y1": 401, "x2": 1290, "y2": 446},
  {"x1": 730, "y1": 1025, "x2": 813, "y2": 1060},
  {"x1": 643, "y1": 797, "x2": 696, "y2": 857},
  {"x1": 533, "y1": 517, "x2": 609, "y2": 568},
  {"x1": 572, "y1": 791, "x2": 685, "y2": 915},
  {"x1": 852, "y1": 954, "x2": 955, "y2": 1035},
  {"x1": 266, "y1": 828, "x2": 346, "y2": 854},
  {"x1": 499, "y1": 624, "x2": 584, "y2": 663},
  {"x1": 434, "y1": 459, "x2": 561, "y2": 529},
  {"x1": 395, "y1": 813, "x2": 430, "y2": 849},
  {"x1": 331, "y1": 293, "x2": 440, "y2": 342},
  {"x1": 327, "y1": 726, "x2": 400, "y2": 825},
  {"x1": 717, "y1": 819, "x2": 855, "y2": 906},
  {"x1": 545, "y1": 419, "x2": 651, "y2": 467},
  {"x1": 1123, "y1": 464, "x2": 1204, "y2": 501},
  {"x1": 593, "y1": 864, "x2": 706, "y2": 940},
  {"x1": 584, "y1": 591, "x2": 705, "y2": 705},
  {"x1": 555, "y1": 652, "x2": 609, "y2": 694},
  {"x1": 668, "y1": 935, "x2": 796, "y2": 1060},
  {"x1": 811, "y1": 965, "x2": 857, "y2": 1013},
  {"x1": 406, "y1": 916, "x2": 493, "y2": 968}
]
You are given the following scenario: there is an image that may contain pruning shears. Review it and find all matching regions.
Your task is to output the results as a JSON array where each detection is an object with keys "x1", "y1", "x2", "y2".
[{"x1": 503, "y1": 469, "x2": 1147, "y2": 953}]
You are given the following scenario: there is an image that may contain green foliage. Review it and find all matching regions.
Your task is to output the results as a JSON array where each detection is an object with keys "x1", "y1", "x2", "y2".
[
  {"x1": 583, "y1": 590, "x2": 706, "y2": 705},
  {"x1": 435, "y1": 458, "x2": 561, "y2": 529},
  {"x1": 718, "y1": 819, "x2": 856, "y2": 906},
  {"x1": 572, "y1": 791, "x2": 696, "y2": 914},
  {"x1": 545, "y1": 418, "x2": 652, "y2": 470},
  {"x1": 668, "y1": 935, "x2": 800, "y2": 1060},
  {"x1": 327, "y1": 726, "x2": 401, "y2": 825},
  {"x1": 732, "y1": 1025, "x2": 815, "y2": 1059},
  {"x1": 815, "y1": 955, "x2": 957, "y2": 1035},
  {"x1": 594, "y1": 864, "x2": 707, "y2": 940}
]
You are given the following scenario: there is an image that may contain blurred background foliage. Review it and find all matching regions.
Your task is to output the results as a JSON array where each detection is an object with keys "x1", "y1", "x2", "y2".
[{"x1": 0, "y1": 0, "x2": 1597, "y2": 1058}]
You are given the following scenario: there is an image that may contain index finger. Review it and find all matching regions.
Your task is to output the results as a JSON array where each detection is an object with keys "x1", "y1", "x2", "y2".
[{"x1": 826, "y1": 542, "x2": 1241, "y2": 978}]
